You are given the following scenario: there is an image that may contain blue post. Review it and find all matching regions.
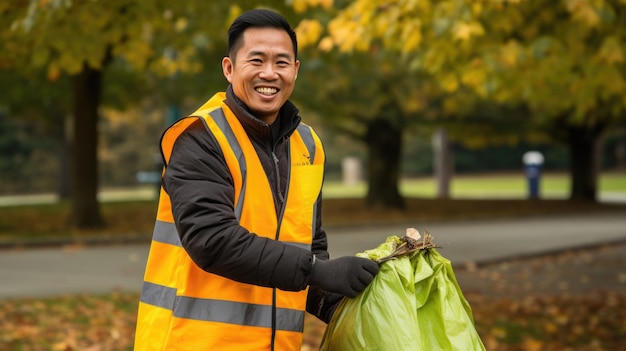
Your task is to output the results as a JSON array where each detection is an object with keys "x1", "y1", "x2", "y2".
[{"x1": 522, "y1": 151, "x2": 544, "y2": 199}]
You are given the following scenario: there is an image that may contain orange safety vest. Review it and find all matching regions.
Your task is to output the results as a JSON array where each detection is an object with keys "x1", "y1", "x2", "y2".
[{"x1": 134, "y1": 93, "x2": 325, "y2": 350}]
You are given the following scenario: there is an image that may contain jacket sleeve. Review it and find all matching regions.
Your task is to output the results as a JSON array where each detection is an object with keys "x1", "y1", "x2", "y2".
[{"x1": 162, "y1": 118, "x2": 313, "y2": 292}]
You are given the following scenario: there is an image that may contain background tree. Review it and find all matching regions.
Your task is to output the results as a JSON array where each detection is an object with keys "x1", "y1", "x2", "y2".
[
  {"x1": 293, "y1": 47, "x2": 443, "y2": 208},
  {"x1": 292, "y1": 1, "x2": 539, "y2": 207},
  {"x1": 0, "y1": 1, "x2": 296, "y2": 228},
  {"x1": 295, "y1": 0, "x2": 626, "y2": 202},
  {"x1": 478, "y1": 0, "x2": 626, "y2": 201},
  {"x1": 0, "y1": 68, "x2": 72, "y2": 197}
]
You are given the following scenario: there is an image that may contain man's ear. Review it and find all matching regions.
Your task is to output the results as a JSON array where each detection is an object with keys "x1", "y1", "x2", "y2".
[
  {"x1": 294, "y1": 59, "x2": 300, "y2": 80},
  {"x1": 222, "y1": 56, "x2": 233, "y2": 83}
]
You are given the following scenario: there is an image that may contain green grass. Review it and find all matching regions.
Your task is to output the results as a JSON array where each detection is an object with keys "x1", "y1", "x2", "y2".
[
  {"x1": 1, "y1": 171, "x2": 624, "y2": 244},
  {"x1": 324, "y1": 171, "x2": 626, "y2": 199},
  {"x1": 600, "y1": 172, "x2": 626, "y2": 191}
]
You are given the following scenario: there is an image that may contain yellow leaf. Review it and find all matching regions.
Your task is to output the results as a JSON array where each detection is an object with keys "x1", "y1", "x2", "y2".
[
  {"x1": 400, "y1": 20, "x2": 421, "y2": 53},
  {"x1": 566, "y1": 0, "x2": 600, "y2": 26},
  {"x1": 226, "y1": 5, "x2": 242, "y2": 29},
  {"x1": 51, "y1": 341, "x2": 72, "y2": 351},
  {"x1": 522, "y1": 337, "x2": 544, "y2": 351},
  {"x1": 440, "y1": 73, "x2": 459, "y2": 93},
  {"x1": 500, "y1": 40, "x2": 522, "y2": 67},
  {"x1": 544, "y1": 321, "x2": 558, "y2": 333},
  {"x1": 175, "y1": 17, "x2": 188, "y2": 32},
  {"x1": 318, "y1": 0, "x2": 333, "y2": 10},
  {"x1": 328, "y1": 17, "x2": 366, "y2": 52},
  {"x1": 461, "y1": 62, "x2": 486, "y2": 88},
  {"x1": 292, "y1": 0, "x2": 308, "y2": 14},
  {"x1": 294, "y1": 19, "x2": 323, "y2": 49},
  {"x1": 597, "y1": 36, "x2": 624, "y2": 64},
  {"x1": 452, "y1": 21, "x2": 484, "y2": 41},
  {"x1": 318, "y1": 36, "x2": 334, "y2": 52}
]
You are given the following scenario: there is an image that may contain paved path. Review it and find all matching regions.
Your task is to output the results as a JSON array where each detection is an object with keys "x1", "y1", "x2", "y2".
[{"x1": 1, "y1": 212, "x2": 625, "y2": 299}]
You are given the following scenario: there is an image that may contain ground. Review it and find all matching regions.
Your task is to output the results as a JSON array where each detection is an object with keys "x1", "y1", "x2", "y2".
[
  {"x1": 301, "y1": 241, "x2": 626, "y2": 351},
  {"x1": 1, "y1": 198, "x2": 625, "y2": 350}
]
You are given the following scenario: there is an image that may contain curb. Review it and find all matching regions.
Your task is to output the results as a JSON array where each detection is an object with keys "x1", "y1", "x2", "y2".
[
  {"x1": 452, "y1": 237, "x2": 626, "y2": 270},
  {"x1": 0, "y1": 234, "x2": 152, "y2": 250}
]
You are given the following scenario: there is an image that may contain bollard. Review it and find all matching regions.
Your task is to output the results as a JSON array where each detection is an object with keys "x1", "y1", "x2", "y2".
[{"x1": 522, "y1": 151, "x2": 544, "y2": 199}]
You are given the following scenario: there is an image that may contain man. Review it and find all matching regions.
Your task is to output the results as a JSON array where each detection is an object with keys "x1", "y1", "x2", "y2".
[{"x1": 134, "y1": 9, "x2": 379, "y2": 350}]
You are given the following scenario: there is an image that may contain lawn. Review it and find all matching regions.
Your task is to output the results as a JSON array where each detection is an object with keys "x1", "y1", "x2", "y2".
[
  {"x1": 323, "y1": 171, "x2": 626, "y2": 198},
  {"x1": 1, "y1": 172, "x2": 625, "y2": 245}
]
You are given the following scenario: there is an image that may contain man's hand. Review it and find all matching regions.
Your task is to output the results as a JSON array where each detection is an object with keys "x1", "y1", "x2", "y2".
[{"x1": 309, "y1": 256, "x2": 379, "y2": 298}]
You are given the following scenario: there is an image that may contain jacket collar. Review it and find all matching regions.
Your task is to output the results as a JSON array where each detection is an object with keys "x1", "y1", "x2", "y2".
[{"x1": 224, "y1": 85, "x2": 301, "y2": 146}]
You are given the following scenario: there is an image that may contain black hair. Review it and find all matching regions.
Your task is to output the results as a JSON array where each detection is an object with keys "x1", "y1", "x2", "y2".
[{"x1": 227, "y1": 9, "x2": 298, "y2": 60}]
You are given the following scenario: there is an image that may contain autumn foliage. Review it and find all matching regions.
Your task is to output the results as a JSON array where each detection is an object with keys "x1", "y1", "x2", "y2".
[{"x1": 2, "y1": 244, "x2": 625, "y2": 351}]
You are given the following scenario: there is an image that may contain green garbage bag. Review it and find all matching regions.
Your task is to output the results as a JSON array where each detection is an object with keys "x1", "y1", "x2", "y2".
[{"x1": 320, "y1": 232, "x2": 485, "y2": 351}]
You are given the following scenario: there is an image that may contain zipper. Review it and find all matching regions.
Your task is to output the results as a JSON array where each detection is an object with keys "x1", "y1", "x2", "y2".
[
  {"x1": 272, "y1": 151, "x2": 285, "y2": 204},
  {"x1": 270, "y1": 289, "x2": 277, "y2": 350}
]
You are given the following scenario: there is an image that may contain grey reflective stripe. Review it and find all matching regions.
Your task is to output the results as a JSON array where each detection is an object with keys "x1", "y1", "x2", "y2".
[
  {"x1": 297, "y1": 124, "x2": 316, "y2": 164},
  {"x1": 152, "y1": 220, "x2": 181, "y2": 246},
  {"x1": 140, "y1": 281, "x2": 304, "y2": 332},
  {"x1": 208, "y1": 108, "x2": 246, "y2": 220},
  {"x1": 151, "y1": 220, "x2": 310, "y2": 251},
  {"x1": 140, "y1": 281, "x2": 177, "y2": 309},
  {"x1": 295, "y1": 123, "x2": 319, "y2": 240}
]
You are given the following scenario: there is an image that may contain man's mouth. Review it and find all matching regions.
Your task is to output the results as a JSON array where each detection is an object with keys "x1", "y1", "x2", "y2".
[{"x1": 255, "y1": 87, "x2": 278, "y2": 95}]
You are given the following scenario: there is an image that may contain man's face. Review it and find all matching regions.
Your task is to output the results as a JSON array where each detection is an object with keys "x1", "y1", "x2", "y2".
[{"x1": 222, "y1": 27, "x2": 300, "y2": 124}]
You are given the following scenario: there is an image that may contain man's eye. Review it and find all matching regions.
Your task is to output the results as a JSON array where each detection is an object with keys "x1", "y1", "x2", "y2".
[{"x1": 250, "y1": 59, "x2": 262, "y2": 64}]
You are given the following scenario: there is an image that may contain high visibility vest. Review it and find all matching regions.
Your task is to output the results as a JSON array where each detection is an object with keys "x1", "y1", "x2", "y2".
[{"x1": 134, "y1": 92, "x2": 325, "y2": 351}]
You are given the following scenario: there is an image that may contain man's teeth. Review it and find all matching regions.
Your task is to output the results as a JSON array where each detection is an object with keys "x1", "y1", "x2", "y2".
[{"x1": 256, "y1": 87, "x2": 277, "y2": 95}]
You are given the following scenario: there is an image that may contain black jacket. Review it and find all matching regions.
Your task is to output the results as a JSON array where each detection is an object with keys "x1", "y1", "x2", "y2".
[{"x1": 161, "y1": 85, "x2": 339, "y2": 322}]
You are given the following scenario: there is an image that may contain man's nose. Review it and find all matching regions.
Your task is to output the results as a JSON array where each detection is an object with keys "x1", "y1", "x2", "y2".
[{"x1": 259, "y1": 63, "x2": 278, "y2": 79}]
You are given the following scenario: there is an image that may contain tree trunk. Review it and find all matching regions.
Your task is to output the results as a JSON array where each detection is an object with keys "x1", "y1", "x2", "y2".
[
  {"x1": 70, "y1": 65, "x2": 104, "y2": 228},
  {"x1": 567, "y1": 125, "x2": 602, "y2": 202},
  {"x1": 432, "y1": 127, "x2": 453, "y2": 199},
  {"x1": 364, "y1": 117, "x2": 405, "y2": 209}
]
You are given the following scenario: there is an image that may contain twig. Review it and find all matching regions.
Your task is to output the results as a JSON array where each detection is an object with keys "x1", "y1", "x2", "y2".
[{"x1": 376, "y1": 231, "x2": 439, "y2": 264}]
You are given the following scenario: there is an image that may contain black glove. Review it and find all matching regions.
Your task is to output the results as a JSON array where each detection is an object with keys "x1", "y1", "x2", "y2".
[{"x1": 309, "y1": 256, "x2": 379, "y2": 298}]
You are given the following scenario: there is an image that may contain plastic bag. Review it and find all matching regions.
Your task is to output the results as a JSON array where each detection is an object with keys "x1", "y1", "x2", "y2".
[{"x1": 320, "y1": 234, "x2": 485, "y2": 351}]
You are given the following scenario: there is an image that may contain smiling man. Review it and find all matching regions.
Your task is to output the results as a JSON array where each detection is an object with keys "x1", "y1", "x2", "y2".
[
  {"x1": 222, "y1": 25, "x2": 300, "y2": 124},
  {"x1": 133, "y1": 9, "x2": 379, "y2": 351}
]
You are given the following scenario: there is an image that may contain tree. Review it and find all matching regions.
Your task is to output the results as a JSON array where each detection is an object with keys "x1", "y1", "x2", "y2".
[
  {"x1": 0, "y1": 68, "x2": 72, "y2": 196},
  {"x1": 478, "y1": 0, "x2": 626, "y2": 201},
  {"x1": 295, "y1": 0, "x2": 626, "y2": 202},
  {"x1": 1, "y1": 1, "x2": 284, "y2": 227},
  {"x1": 293, "y1": 47, "x2": 445, "y2": 208},
  {"x1": 292, "y1": 1, "x2": 539, "y2": 207}
]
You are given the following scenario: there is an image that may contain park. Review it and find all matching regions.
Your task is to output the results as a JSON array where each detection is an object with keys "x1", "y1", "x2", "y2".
[{"x1": 1, "y1": 1, "x2": 626, "y2": 350}]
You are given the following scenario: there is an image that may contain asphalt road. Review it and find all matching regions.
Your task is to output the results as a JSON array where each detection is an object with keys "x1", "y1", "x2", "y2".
[{"x1": 1, "y1": 211, "x2": 625, "y2": 299}]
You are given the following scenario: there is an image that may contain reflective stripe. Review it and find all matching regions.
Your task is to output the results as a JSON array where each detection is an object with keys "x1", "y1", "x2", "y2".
[
  {"x1": 294, "y1": 124, "x2": 320, "y2": 240},
  {"x1": 152, "y1": 220, "x2": 181, "y2": 246},
  {"x1": 140, "y1": 281, "x2": 177, "y2": 310},
  {"x1": 151, "y1": 220, "x2": 311, "y2": 250},
  {"x1": 297, "y1": 124, "x2": 315, "y2": 164},
  {"x1": 140, "y1": 281, "x2": 304, "y2": 332},
  {"x1": 208, "y1": 108, "x2": 246, "y2": 221}
]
